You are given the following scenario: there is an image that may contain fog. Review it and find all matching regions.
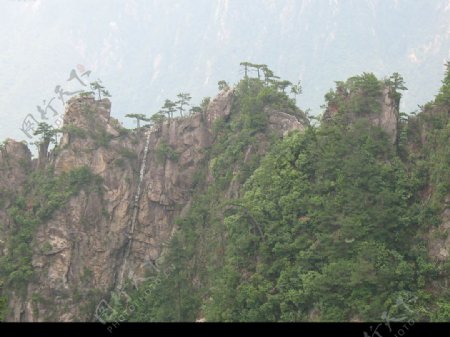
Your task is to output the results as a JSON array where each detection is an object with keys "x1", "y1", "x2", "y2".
[{"x1": 1, "y1": 0, "x2": 449, "y2": 145}]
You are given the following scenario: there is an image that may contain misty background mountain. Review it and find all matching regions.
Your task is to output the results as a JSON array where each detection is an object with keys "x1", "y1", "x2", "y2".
[{"x1": 1, "y1": 0, "x2": 449, "y2": 144}]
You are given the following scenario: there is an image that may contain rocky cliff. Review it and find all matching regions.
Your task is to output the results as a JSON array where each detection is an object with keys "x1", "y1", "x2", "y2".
[
  {"x1": 323, "y1": 82, "x2": 399, "y2": 144},
  {"x1": 0, "y1": 140, "x2": 32, "y2": 279},
  {"x1": 0, "y1": 87, "x2": 306, "y2": 321},
  {"x1": 2, "y1": 69, "x2": 449, "y2": 322}
]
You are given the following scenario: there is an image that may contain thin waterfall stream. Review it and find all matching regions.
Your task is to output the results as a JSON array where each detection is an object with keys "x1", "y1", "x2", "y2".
[{"x1": 116, "y1": 127, "x2": 152, "y2": 290}]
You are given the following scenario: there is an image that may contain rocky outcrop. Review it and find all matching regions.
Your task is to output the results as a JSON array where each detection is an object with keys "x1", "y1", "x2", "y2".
[
  {"x1": 428, "y1": 196, "x2": 450, "y2": 262},
  {"x1": 0, "y1": 139, "x2": 32, "y2": 191},
  {"x1": 204, "y1": 88, "x2": 234, "y2": 127},
  {"x1": 55, "y1": 97, "x2": 120, "y2": 175},
  {"x1": 0, "y1": 87, "x2": 307, "y2": 321},
  {"x1": 426, "y1": 194, "x2": 450, "y2": 299},
  {"x1": 323, "y1": 86, "x2": 399, "y2": 143},
  {"x1": 14, "y1": 97, "x2": 219, "y2": 321},
  {"x1": 267, "y1": 109, "x2": 306, "y2": 137},
  {"x1": 368, "y1": 87, "x2": 399, "y2": 144},
  {"x1": 0, "y1": 140, "x2": 32, "y2": 284}
]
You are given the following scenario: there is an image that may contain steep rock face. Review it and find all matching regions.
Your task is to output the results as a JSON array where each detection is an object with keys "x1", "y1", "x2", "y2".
[
  {"x1": 0, "y1": 139, "x2": 32, "y2": 191},
  {"x1": 428, "y1": 205, "x2": 450, "y2": 262},
  {"x1": 368, "y1": 87, "x2": 399, "y2": 143},
  {"x1": 55, "y1": 97, "x2": 120, "y2": 175},
  {"x1": 323, "y1": 87, "x2": 399, "y2": 143},
  {"x1": 204, "y1": 88, "x2": 234, "y2": 127},
  {"x1": 5, "y1": 88, "x2": 307, "y2": 321},
  {"x1": 412, "y1": 105, "x2": 450, "y2": 264},
  {"x1": 0, "y1": 140, "x2": 32, "y2": 262},
  {"x1": 267, "y1": 109, "x2": 306, "y2": 137},
  {"x1": 11, "y1": 97, "x2": 217, "y2": 321},
  {"x1": 223, "y1": 107, "x2": 306, "y2": 200}
]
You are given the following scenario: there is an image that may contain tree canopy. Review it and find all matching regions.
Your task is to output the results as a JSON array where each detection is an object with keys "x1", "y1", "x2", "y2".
[
  {"x1": 125, "y1": 113, "x2": 150, "y2": 128},
  {"x1": 90, "y1": 79, "x2": 111, "y2": 100}
]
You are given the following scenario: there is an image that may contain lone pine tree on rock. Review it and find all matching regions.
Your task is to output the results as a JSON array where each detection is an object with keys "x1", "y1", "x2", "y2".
[
  {"x1": 33, "y1": 122, "x2": 59, "y2": 168},
  {"x1": 125, "y1": 113, "x2": 151, "y2": 128},
  {"x1": 90, "y1": 79, "x2": 111, "y2": 100}
]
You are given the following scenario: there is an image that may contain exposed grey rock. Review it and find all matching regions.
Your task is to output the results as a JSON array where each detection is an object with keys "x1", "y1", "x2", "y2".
[
  {"x1": 268, "y1": 109, "x2": 306, "y2": 137},
  {"x1": 369, "y1": 87, "x2": 399, "y2": 144},
  {"x1": 2, "y1": 89, "x2": 308, "y2": 321},
  {"x1": 204, "y1": 88, "x2": 234, "y2": 127},
  {"x1": 323, "y1": 86, "x2": 399, "y2": 143}
]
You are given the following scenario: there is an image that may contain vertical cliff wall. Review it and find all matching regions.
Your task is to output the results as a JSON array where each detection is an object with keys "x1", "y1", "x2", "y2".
[{"x1": 0, "y1": 87, "x2": 306, "y2": 321}]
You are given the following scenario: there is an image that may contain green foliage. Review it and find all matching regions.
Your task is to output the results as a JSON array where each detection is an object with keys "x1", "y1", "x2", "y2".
[
  {"x1": 155, "y1": 141, "x2": 179, "y2": 163},
  {"x1": 235, "y1": 77, "x2": 298, "y2": 133},
  {"x1": 4, "y1": 63, "x2": 449, "y2": 322},
  {"x1": 189, "y1": 106, "x2": 203, "y2": 116},
  {"x1": 432, "y1": 299, "x2": 450, "y2": 322},
  {"x1": 109, "y1": 117, "x2": 123, "y2": 131},
  {"x1": 417, "y1": 106, "x2": 450, "y2": 212},
  {"x1": 107, "y1": 258, "x2": 199, "y2": 322},
  {"x1": 125, "y1": 114, "x2": 150, "y2": 128},
  {"x1": 200, "y1": 97, "x2": 211, "y2": 112},
  {"x1": 40, "y1": 241, "x2": 53, "y2": 255},
  {"x1": 150, "y1": 112, "x2": 166, "y2": 125},
  {"x1": 109, "y1": 67, "x2": 306, "y2": 322},
  {"x1": 160, "y1": 99, "x2": 177, "y2": 120},
  {"x1": 89, "y1": 129, "x2": 113, "y2": 148},
  {"x1": 241, "y1": 85, "x2": 269, "y2": 132},
  {"x1": 0, "y1": 188, "x2": 13, "y2": 209},
  {"x1": 0, "y1": 166, "x2": 103, "y2": 296},
  {"x1": 0, "y1": 140, "x2": 6, "y2": 152},
  {"x1": 114, "y1": 148, "x2": 138, "y2": 169},
  {"x1": 78, "y1": 102, "x2": 114, "y2": 147},
  {"x1": 176, "y1": 93, "x2": 192, "y2": 117},
  {"x1": 90, "y1": 79, "x2": 110, "y2": 100},
  {"x1": 435, "y1": 61, "x2": 450, "y2": 107},
  {"x1": 105, "y1": 66, "x2": 450, "y2": 322},
  {"x1": 290, "y1": 80, "x2": 302, "y2": 99},
  {"x1": 326, "y1": 72, "x2": 383, "y2": 116},
  {"x1": 118, "y1": 128, "x2": 129, "y2": 136},
  {"x1": 33, "y1": 122, "x2": 58, "y2": 145},
  {"x1": 218, "y1": 80, "x2": 229, "y2": 91},
  {"x1": 385, "y1": 72, "x2": 408, "y2": 110},
  {"x1": 81, "y1": 267, "x2": 93, "y2": 285},
  {"x1": 0, "y1": 295, "x2": 8, "y2": 321},
  {"x1": 79, "y1": 91, "x2": 94, "y2": 98},
  {"x1": 204, "y1": 120, "x2": 437, "y2": 321},
  {"x1": 61, "y1": 124, "x2": 87, "y2": 139}
]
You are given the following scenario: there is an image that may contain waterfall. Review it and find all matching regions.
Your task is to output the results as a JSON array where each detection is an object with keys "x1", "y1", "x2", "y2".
[{"x1": 116, "y1": 127, "x2": 152, "y2": 290}]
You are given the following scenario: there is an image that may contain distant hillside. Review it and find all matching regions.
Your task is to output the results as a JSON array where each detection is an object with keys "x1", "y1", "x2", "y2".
[{"x1": 1, "y1": 0, "x2": 449, "y2": 143}]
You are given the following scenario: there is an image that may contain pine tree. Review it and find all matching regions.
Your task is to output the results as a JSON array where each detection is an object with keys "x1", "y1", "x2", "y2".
[
  {"x1": 125, "y1": 114, "x2": 151, "y2": 128},
  {"x1": 90, "y1": 79, "x2": 111, "y2": 100},
  {"x1": 33, "y1": 122, "x2": 59, "y2": 168},
  {"x1": 176, "y1": 93, "x2": 192, "y2": 117}
]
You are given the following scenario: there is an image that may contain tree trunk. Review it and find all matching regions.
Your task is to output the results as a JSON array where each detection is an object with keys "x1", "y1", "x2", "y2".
[{"x1": 38, "y1": 140, "x2": 49, "y2": 169}]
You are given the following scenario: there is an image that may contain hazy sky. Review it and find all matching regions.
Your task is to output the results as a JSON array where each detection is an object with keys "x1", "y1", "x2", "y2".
[{"x1": 1, "y1": 0, "x2": 449, "y2": 146}]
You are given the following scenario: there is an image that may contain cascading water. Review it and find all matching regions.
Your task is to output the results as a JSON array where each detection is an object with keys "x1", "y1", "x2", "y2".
[{"x1": 116, "y1": 127, "x2": 152, "y2": 290}]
